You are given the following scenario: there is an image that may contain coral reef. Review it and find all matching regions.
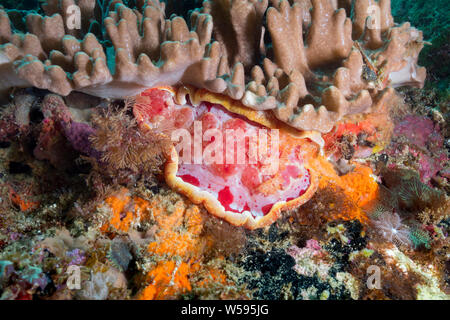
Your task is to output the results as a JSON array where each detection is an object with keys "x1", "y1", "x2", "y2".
[{"x1": 0, "y1": 0, "x2": 447, "y2": 302}]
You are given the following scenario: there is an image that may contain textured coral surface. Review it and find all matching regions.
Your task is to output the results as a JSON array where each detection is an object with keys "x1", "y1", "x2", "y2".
[{"x1": 0, "y1": 0, "x2": 426, "y2": 133}]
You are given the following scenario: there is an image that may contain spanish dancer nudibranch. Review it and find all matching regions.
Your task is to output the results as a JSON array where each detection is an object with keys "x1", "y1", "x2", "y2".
[{"x1": 133, "y1": 86, "x2": 319, "y2": 229}]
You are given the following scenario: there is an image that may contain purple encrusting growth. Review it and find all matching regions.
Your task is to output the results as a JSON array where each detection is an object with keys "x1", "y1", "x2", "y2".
[
  {"x1": 61, "y1": 121, "x2": 101, "y2": 160},
  {"x1": 66, "y1": 249, "x2": 86, "y2": 266},
  {"x1": 9, "y1": 233, "x2": 21, "y2": 241},
  {"x1": 40, "y1": 94, "x2": 101, "y2": 160}
]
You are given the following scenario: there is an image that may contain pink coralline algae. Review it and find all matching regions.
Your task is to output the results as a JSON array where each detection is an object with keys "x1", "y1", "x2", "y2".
[
  {"x1": 387, "y1": 115, "x2": 448, "y2": 183},
  {"x1": 394, "y1": 116, "x2": 442, "y2": 149}
]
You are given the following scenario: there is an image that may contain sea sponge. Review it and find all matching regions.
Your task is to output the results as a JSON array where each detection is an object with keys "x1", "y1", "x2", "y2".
[
  {"x1": 101, "y1": 188, "x2": 152, "y2": 233},
  {"x1": 139, "y1": 260, "x2": 193, "y2": 299},
  {"x1": 294, "y1": 148, "x2": 379, "y2": 225},
  {"x1": 138, "y1": 198, "x2": 241, "y2": 299}
]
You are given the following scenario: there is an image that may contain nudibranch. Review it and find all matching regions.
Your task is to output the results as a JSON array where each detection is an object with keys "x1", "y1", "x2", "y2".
[{"x1": 133, "y1": 87, "x2": 319, "y2": 229}]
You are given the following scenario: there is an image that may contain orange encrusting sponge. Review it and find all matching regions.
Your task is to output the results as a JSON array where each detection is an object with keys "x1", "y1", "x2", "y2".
[
  {"x1": 99, "y1": 188, "x2": 232, "y2": 299},
  {"x1": 309, "y1": 151, "x2": 379, "y2": 224}
]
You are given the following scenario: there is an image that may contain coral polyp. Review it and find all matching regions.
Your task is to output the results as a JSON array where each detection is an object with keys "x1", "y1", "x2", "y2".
[{"x1": 0, "y1": 0, "x2": 448, "y2": 302}]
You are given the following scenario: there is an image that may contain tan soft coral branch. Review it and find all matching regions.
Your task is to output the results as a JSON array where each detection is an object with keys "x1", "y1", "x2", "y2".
[
  {"x1": 0, "y1": 0, "x2": 426, "y2": 134},
  {"x1": 201, "y1": 0, "x2": 268, "y2": 71},
  {"x1": 242, "y1": 0, "x2": 426, "y2": 132},
  {"x1": 243, "y1": 0, "x2": 369, "y2": 132},
  {"x1": 0, "y1": 1, "x2": 216, "y2": 98}
]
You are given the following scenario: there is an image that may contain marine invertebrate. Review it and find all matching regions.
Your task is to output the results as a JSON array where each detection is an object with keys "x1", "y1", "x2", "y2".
[
  {"x1": 322, "y1": 93, "x2": 396, "y2": 161},
  {"x1": 408, "y1": 226, "x2": 432, "y2": 250},
  {"x1": 380, "y1": 245, "x2": 449, "y2": 299},
  {"x1": 287, "y1": 240, "x2": 332, "y2": 281},
  {"x1": 0, "y1": 0, "x2": 425, "y2": 132},
  {"x1": 89, "y1": 101, "x2": 170, "y2": 185},
  {"x1": 381, "y1": 168, "x2": 446, "y2": 215},
  {"x1": 0, "y1": 93, "x2": 36, "y2": 143},
  {"x1": 138, "y1": 199, "x2": 227, "y2": 299},
  {"x1": 101, "y1": 187, "x2": 150, "y2": 233},
  {"x1": 107, "y1": 238, "x2": 133, "y2": 272},
  {"x1": 0, "y1": 240, "x2": 62, "y2": 300},
  {"x1": 7, "y1": 185, "x2": 39, "y2": 212},
  {"x1": 1, "y1": 92, "x2": 100, "y2": 170},
  {"x1": 0, "y1": 0, "x2": 445, "y2": 302},
  {"x1": 66, "y1": 248, "x2": 86, "y2": 266},
  {"x1": 0, "y1": 261, "x2": 49, "y2": 300},
  {"x1": 33, "y1": 117, "x2": 79, "y2": 170},
  {"x1": 238, "y1": 226, "x2": 360, "y2": 300},
  {"x1": 96, "y1": 186, "x2": 245, "y2": 299},
  {"x1": 133, "y1": 87, "x2": 318, "y2": 229},
  {"x1": 294, "y1": 152, "x2": 379, "y2": 225},
  {"x1": 76, "y1": 267, "x2": 127, "y2": 300},
  {"x1": 372, "y1": 212, "x2": 412, "y2": 248}
]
